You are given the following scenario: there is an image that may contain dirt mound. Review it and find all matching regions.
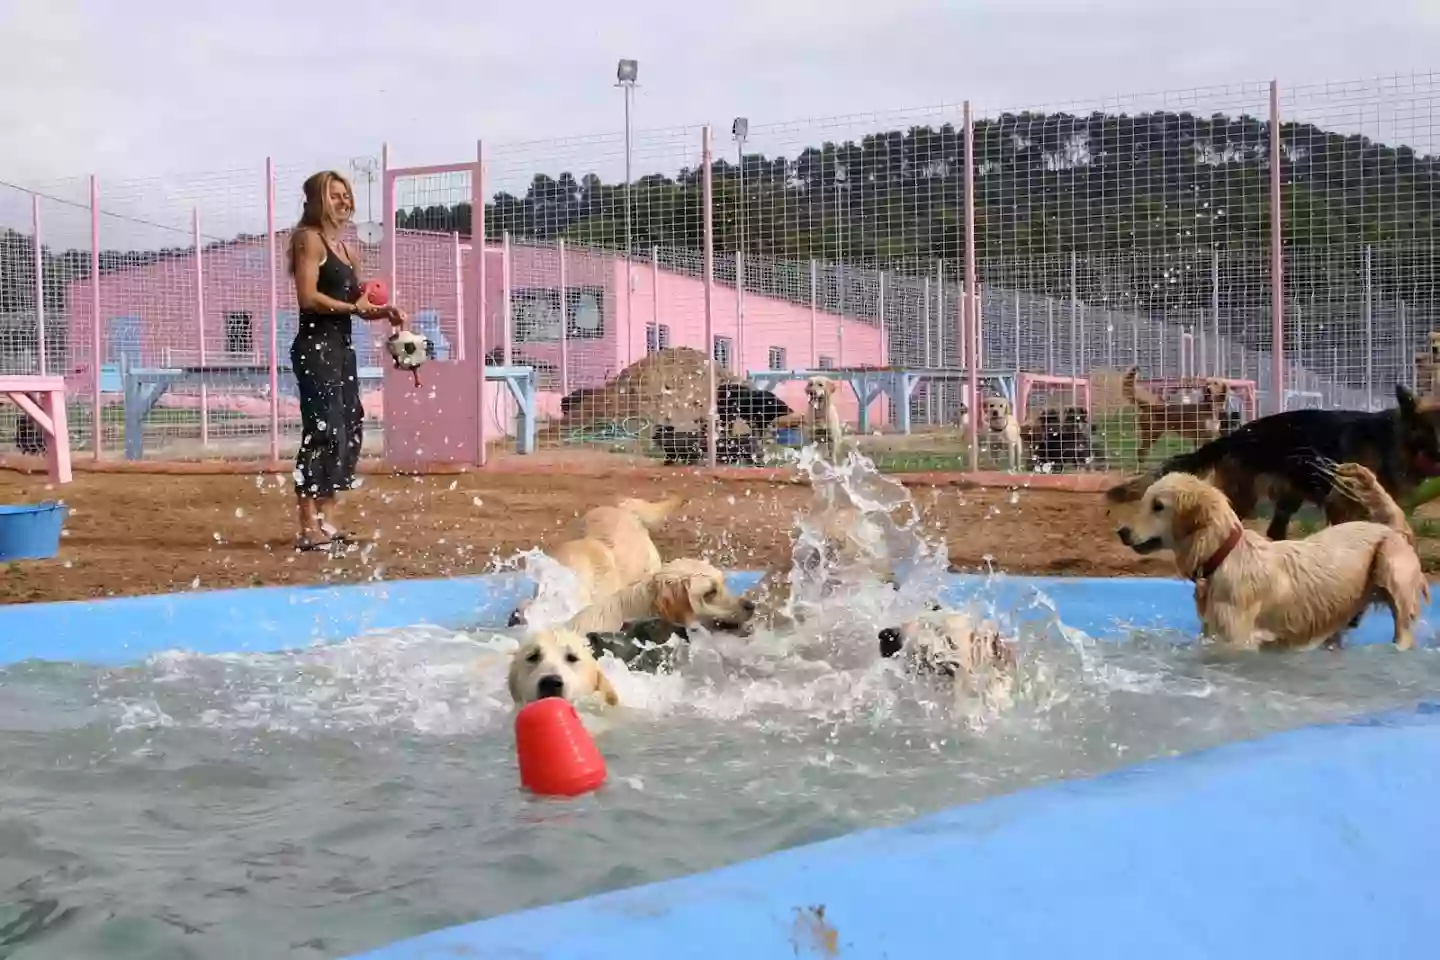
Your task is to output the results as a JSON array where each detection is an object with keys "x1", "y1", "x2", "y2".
[{"x1": 562, "y1": 347, "x2": 741, "y2": 429}]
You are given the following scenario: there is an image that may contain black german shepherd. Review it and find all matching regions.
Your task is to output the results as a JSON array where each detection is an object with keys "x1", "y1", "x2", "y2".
[{"x1": 1106, "y1": 384, "x2": 1440, "y2": 541}]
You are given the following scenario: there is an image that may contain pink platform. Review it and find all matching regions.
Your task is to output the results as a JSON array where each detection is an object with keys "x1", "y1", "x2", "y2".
[{"x1": 1, "y1": 376, "x2": 72, "y2": 484}]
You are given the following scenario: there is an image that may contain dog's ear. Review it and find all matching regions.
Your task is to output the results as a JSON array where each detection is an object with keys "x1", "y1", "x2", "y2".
[
  {"x1": 586, "y1": 631, "x2": 609, "y2": 657},
  {"x1": 825, "y1": 379, "x2": 839, "y2": 395},
  {"x1": 653, "y1": 576, "x2": 695, "y2": 625},
  {"x1": 1397, "y1": 382, "x2": 1420, "y2": 416},
  {"x1": 595, "y1": 670, "x2": 619, "y2": 707},
  {"x1": 1104, "y1": 476, "x2": 1148, "y2": 504},
  {"x1": 1169, "y1": 488, "x2": 1204, "y2": 543}
]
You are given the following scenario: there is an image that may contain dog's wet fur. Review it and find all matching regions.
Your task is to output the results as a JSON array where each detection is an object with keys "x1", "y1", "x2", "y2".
[{"x1": 1106, "y1": 384, "x2": 1440, "y2": 541}]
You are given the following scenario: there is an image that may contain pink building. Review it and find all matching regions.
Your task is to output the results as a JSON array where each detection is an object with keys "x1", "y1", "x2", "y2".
[{"x1": 61, "y1": 230, "x2": 887, "y2": 448}]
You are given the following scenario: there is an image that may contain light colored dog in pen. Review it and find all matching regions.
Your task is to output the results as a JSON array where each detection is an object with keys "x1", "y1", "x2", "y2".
[
  {"x1": 980, "y1": 395, "x2": 1024, "y2": 470},
  {"x1": 805, "y1": 375, "x2": 845, "y2": 462},
  {"x1": 1115, "y1": 470, "x2": 1428, "y2": 651}
]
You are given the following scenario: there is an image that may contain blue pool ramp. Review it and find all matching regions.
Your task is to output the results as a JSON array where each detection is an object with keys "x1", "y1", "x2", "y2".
[{"x1": 1, "y1": 570, "x2": 1436, "y2": 959}]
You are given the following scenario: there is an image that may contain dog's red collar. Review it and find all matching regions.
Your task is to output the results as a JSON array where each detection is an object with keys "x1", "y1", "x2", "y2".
[{"x1": 1193, "y1": 525, "x2": 1243, "y2": 583}]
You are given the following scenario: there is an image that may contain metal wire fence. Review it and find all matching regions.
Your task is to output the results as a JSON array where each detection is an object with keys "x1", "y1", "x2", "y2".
[{"x1": 1, "y1": 72, "x2": 1435, "y2": 477}]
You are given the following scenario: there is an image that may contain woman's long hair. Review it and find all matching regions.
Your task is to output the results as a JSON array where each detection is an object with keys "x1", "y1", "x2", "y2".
[{"x1": 287, "y1": 170, "x2": 354, "y2": 275}]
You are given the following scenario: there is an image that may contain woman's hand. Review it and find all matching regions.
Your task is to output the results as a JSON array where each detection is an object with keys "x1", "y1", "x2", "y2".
[
  {"x1": 384, "y1": 306, "x2": 407, "y2": 328},
  {"x1": 353, "y1": 290, "x2": 385, "y2": 319}
]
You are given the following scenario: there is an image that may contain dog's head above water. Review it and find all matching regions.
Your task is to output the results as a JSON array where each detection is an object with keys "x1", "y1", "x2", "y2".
[
  {"x1": 652, "y1": 558, "x2": 759, "y2": 635},
  {"x1": 1115, "y1": 472, "x2": 1232, "y2": 557},
  {"x1": 507, "y1": 628, "x2": 619, "y2": 708}
]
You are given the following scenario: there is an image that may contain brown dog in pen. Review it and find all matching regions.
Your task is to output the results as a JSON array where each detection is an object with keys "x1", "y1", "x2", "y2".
[{"x1": 1121, "y1": 366, "x2": 1231, "y2": 463}]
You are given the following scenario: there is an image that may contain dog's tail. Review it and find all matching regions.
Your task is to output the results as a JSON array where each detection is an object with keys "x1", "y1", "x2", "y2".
[
  {"x1": 1103, "y1": 432, "x2": 1237, "y2": 504},
  {"x1": 1120, "y1": 366, "x2": 1160, "y2": 408},
  {"x1": 615, "y1": 495, "x2": 684, "y2": 530},
  {"x1": 1327, "y1": 461, "x2": 1414, "y2": 542}
]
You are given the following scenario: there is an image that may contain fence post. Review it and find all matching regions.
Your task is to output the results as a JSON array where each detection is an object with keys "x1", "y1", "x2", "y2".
[
  {"x1": 503, "y1": 232, "x2": 514, "y2": 365},
  {"x1": 1268, "y1": 79, "x2": 1286, "y2": 414},
  {"x1": 475, "y1": 139, "x2": 489, "y2": 467},
  {"x1": 193, "y1": 207, "x2": 208, "y2": 446},
  {"x1": 701, "y1": 125, "x2": 717, "y2": 468},
  {"x1": 557, "y1": 238, "x2": 569, "y2": 402},
  {"x1": 31, "y1": 194, "x2": 46, "y2": 377},
  {"x1": 265, "y1": 158, "x2": 280, "y2": 462},
  {"x1": 89, "y1": 175, "x2": 102, "y2": 460},
  {"x1": 809, "y1": 260, "x2": 818, "y2": 366},
  {"x1": 452, "y1": 231, "x2": 464, "y2": 362},
  {"x1": 963, "y1": 100, "x2": 979, "y2": 473},
  {"x1": 650, "y1": 245, "x2": 660, "y2": 360},
  {"x1": 877, "y1": 271, "x2": 888, "y2": 368},
  {"x1": 1363, "y1": 244, "x2": 1374, "y2": 410},
  {"x1": 735, "y1": 249, "x2": 745, "y2": 375},
  {"x1": 381, "y1": 143, "x2": 396, "y2": 303}
]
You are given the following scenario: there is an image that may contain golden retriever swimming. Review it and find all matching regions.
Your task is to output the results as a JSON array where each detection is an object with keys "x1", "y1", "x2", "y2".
[
  {"x1": 879, "y1": 609, "x2": 1017, "y2": 682},
  {"x1": 508, "y1": 495, "x2": 682, "y2": 626},
  {"x1": 507, "y1": 558, "x2": 757, "y2": 705},
  {"x1": 507, "y1": 628, "x2": 620, "y2": 708},
  {"x1": 1116, "y1": 472, "x2": 1427, "y2": 650}
]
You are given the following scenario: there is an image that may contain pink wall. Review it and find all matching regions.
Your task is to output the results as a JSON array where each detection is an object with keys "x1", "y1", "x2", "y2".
[{"x1": 60, "y1": 230, "x2": 888, "y2": 431}]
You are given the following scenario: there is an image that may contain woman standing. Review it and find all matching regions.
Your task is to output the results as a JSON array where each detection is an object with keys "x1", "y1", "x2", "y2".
[{"x1": 288, "y1": 170, "x2": 406, "y2": 551}]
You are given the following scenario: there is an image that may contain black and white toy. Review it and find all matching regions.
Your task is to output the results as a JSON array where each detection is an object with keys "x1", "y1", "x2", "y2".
[{"x1": 387, "y1": 330, "x2": 430, "y2": 387}]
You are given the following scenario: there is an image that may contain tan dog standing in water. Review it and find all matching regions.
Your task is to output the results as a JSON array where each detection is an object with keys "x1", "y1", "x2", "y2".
[
  {"x1": 508, "y1": 496, "x2": 682, "y2": 626},
  {"x1": 1116, "y1": 472, "x2": 1426, "y2": 651}
]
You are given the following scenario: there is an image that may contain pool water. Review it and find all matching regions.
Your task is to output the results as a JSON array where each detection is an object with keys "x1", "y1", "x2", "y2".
[{"x1": 3, "y1": 453, "x2": 1439, "y2": 959}]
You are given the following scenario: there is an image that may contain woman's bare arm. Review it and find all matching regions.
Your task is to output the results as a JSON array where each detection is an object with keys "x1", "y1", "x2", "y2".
[{"x1": 293, "y1": 230, "x2": 370, "y2": 316}]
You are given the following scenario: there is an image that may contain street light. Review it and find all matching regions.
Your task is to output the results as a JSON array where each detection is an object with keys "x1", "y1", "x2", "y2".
[
  {"x1": 732, "y1": 118, "x2": 748, "y2": 373},
  {"x1": 615, "y1": 59, "x2": 638, "y2": 362}
]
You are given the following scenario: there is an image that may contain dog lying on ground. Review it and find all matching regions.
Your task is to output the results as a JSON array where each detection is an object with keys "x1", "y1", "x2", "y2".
[
  {"x1": 650, "y1": 424, "x2": 764, "y2": 467},
  {"x1": 1121, "y1": 366, "x2": 1231, "y2": 464},
  {"x1": 1115, "y1": 471, "x2": 1427, "y2": 651},
  {"x1": 1106, "y1": 383, "x2": 1440, "y2": 541},
  {"x1": 1029, "y1": 406, "x2": 1096, "y2": 471},
  {"x1": 507, "y1": 495, "x2": 682, "y2": 627},
  {"x1": 717, "y1": 382, "x2": 796, "y2": 434},
  {"x1": 508, "y1": 558, "x2": 758, "y2": 704}
]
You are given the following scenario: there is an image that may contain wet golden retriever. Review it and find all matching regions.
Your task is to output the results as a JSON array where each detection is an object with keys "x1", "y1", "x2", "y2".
[
  {"x1": 508, "y1": 495, "x2": 682, "y2": 626},
  {"x1": 1116, "y1": 472, "x2": 1426, "y2": 650},
  {"x1": 507, "y1": 558, "x2": 757, "y2": 706},
  {"x1": 879, "y1": 608, "x2": 1018, "y2": 692}
]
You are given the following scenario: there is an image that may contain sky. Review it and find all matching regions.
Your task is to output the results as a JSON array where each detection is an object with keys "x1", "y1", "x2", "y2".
[{"x1": 0, "y1": 0, "x2": 1436, "y2": 247}]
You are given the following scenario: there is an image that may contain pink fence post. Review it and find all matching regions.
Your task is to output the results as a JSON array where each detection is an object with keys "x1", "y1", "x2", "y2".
[
  {"x1": 701, "y1": 125, "x2": 717, "y2": 468},
  {"x1": 475, "y1": 139, "x2": 489, "y2": 468},
  {"x1": 265, "y1": 157, "x2": 280, "y2": 462},
  {"x1": 1268, "y1": 78, "x2": 1286, "y2": 414},
  {"x1": 735, "y1": 249, "x2": 745, "y2": 375},
  {"x1": 809, "y1": 260, "x2": 818, "y2": 365},
  {"x1": 452, "y1": 231, "x2": 465, "y2": 362},
  {"x1": 963, "y1": 101, "x2": 979, "y2": 473},
  {"x1": 650, "y1": 246, "x2": 660, "y2": 357},
  {"x1": 558, "y1": 238, "x2": 569, "y2": 400},
  {"x1": 193, "y1": 207, "x2": 209, "y2": 446},
  {"x1": 89, "y1": 174, "x2": 101, "y2": 460},
  {"x1": 877, "y1": 272, "x2": 888, "y2": 369},
  {"x1": 502, "y1": 231, "x2": 513, "y2": 365},
  {"x1": 381, "y1": 143, "x2": 396, "y2": 304},
  {"x1": 31, "y1": 194, "x2": 45, "y2": 376}
]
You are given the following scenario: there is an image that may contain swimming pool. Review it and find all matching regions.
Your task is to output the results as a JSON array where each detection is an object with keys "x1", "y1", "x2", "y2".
[{"x1": 2, "y1": 566, "x2": 1438, "y2": 959}]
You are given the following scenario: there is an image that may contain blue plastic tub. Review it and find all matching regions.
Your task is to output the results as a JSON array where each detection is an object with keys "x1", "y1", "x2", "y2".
[
  {"x1": 775, "y1": 427, "x2": 803, "y2": 446},
  {"x1": 0, "y1": 501, "x2": 69, "y2": 561}
]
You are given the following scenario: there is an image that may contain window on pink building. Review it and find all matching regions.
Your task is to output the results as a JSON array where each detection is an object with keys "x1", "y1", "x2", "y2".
[
  {"x1": 818, "y1": 355, "x2": 835, "y2": 370},
  {"x1": 645, "y1": 323, "x2": 671, "y2": 355},
  {"x1": 768, "y1": 346, "x2": 786, "y2": 370},
  {"x1": 712, "y1": 336, "x2": 733, "y2": 372}
]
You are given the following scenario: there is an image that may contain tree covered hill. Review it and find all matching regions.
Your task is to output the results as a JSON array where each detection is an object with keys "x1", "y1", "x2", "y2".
[{"x1": 3, "y1": 108, "x2": 1436, "y2": 324}]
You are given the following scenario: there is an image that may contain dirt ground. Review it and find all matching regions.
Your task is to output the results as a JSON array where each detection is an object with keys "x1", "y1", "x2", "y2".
[
  {"x1": 6, "y1": 462, "x2": 1440, "y2": 606},
  {"x1": 0, "y1": 462, "x2": 1186, "y2": 604}
]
